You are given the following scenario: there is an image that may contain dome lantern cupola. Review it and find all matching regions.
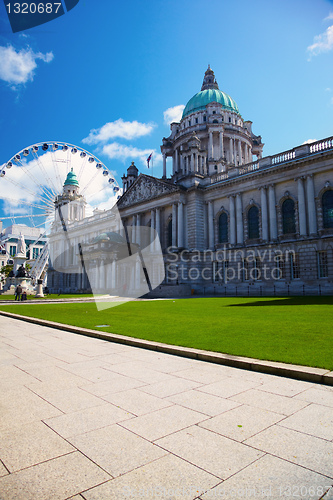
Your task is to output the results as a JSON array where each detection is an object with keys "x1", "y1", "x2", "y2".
[{"x1": 201, "y1": 65, "x2": 219, "y2": 91}]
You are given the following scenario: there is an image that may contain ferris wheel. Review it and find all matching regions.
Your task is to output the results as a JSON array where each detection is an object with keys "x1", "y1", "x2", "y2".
[{"x1": 0, "y1": 141, "x2": 122, "y2": 232}]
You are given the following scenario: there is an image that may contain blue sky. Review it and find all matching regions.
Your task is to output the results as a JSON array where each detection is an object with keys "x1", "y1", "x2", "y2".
[{"x1": 0, "y1": 0, "x2": 332, "y2": 227}]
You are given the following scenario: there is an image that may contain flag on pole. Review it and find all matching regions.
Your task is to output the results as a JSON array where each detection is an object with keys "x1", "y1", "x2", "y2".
[{"x1": 147, "y1": 152, "x2": 153, "y2": 168}]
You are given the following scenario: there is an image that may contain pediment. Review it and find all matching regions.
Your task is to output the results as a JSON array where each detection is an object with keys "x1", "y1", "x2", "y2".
[{"x1": 117, "y1": 174, "x2": 180, "y2": 208}]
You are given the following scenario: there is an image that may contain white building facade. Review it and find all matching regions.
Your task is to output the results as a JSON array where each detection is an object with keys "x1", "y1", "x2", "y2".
[{"x1": 48, "y1": 67, "x2": 333, "y2": 296}]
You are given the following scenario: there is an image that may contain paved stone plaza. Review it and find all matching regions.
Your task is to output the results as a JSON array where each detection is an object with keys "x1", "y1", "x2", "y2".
[{"x1": 0, "y1": 316, "x2": 332, "y2": 500}]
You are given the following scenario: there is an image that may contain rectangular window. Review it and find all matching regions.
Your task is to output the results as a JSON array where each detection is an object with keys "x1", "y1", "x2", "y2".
[
  {"x1": 32, "y1": 247, "x2": 40, "y2": 259},
  {"x1": 275, "y1": 255, "x2": 285, "y2": 280},
  {"x1": 242, "y1": 258, "x2": 249, "y2": 281},
  {"x1": 223, "y1": 260, "x2": 229, "y2": 282},
  {"x1": 252, "y1": 257, "x2": 261, "y2": 281},
  {"x1": 203, "y1": 116, "x2": 206, "y2": 122},
  {"x1": 9, "y1": 245, "x2": 16, "y2": 257},
  {"x1": 318, "y1": 251, "x2": 328, "y2": 278},
  {"x1": 290, "y1": 253, "x2": 300, "y2": 280},
  {"x1": 195, "y1": 118, "x2": 198, "y2": 124}
]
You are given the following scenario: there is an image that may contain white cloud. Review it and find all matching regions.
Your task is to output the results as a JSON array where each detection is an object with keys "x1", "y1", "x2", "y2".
[
  {"x1": 163, "y1": 105, "x2": 185, "y2": 126},
  {"x1": 324, "y1": 12, "x2": 333, "y2": 22},
  {"x1": 307, "y1": 24, "x2": 333, "y2": 58},
  {"x1": 102, "y1": 142, "x2": 162, "y2": 167},
  {"x1": 302, "y1": 139, "x2": 317, "y2": 144},
  {"x1": 0, "y1": 45, "x2": 54, "y2": 86},
  {"x1": 82, "y1": 119, "x2": 156, "y2": 145}
]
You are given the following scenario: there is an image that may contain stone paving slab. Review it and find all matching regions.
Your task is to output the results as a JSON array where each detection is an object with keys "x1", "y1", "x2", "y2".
[{"x1": 0, "y1": 315, "x2": 332, "y2": 500}]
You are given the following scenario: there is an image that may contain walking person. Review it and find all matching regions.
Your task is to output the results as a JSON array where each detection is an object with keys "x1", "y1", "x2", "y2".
[{"x1": 15, "y1": 284, "x2": 22, "y2": 301}]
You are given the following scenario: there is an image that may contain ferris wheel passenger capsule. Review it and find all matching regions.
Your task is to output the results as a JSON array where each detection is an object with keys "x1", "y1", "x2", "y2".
[
  {"x1": 102, "y1": 170, "x2": 109, "y2": 176},
  {"x1": 14, "y1": 154, "x2": 21, "y2": 163},
  {"x1": 42, "y1": 143, "x2": 49, "y2": 151},
  {"x1": 108, "y1": 178, "x2": 115, "y2": 184},
  {"x1": 88, "y1": 157, "x2": 95, "y2": 163},
  {"x1": 80, "y1": 151, "x2": 86, "y2": 158},
  {"x1": 62, "y1": 145, "x2": 68, "y2": 151},
  {"x1": 52, "y1": 143, "x2": 59, "y2": 151},
  {"x1": 96, "y1": 163, "x2": 102, "y2": 169},
  {"x1": 0, "y1": 170, "x2": 6, "y2": 177},
  {"x1": 117, "y1": 195, "x2": 121, "y2": 199},
  {"x1": 113, "y1": 186, "x2": 120, "y2": 192},
  {"x1": 6, "y1": 161, "x2": 13, "y2": 168},
  {"x1": 32, "y1": 145, "x2": 38, "y2": 152},
  {"x1": 23, "y1": 149, "x2": 29, "y2": 156},
  {"x1": 71, "y1": 148, "x2": 77, "y2": 154}
]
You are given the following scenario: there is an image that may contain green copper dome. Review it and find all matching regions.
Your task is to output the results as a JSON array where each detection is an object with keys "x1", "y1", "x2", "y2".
[
  {"x1": 182, "y1": 66, "x2": 240, "y2": 119},
  {"x1": 182, "y1": 89, "x2": 240, "y2": 119},
  {"x1": 64, "y1": 170, "x2": 79, "y2": 187}
]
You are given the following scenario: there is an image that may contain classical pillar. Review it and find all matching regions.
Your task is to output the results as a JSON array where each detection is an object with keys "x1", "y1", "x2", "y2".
[
  {"x1": 136, "y1": 214, "x2": 141, "y2": 246},
  {"x1": 208, "y1": 201, "x2": 214, "y2": 249},
  {"x1": 177, "y1": 202, "x2": 184, "y2": 248},
  {"x1": 111, "y1": 260, "x2": 116, "y2": 289},
  {"x1": 260, "y1": 187, "x2": 268, "y2": 241},
  {"x1": 238, "y1": 140, "x2": 242, "y2": 165},
  {"x1": 236, "y1": 193, "x2": 243, "y2": 244},
  {"x1": 268, "y1": 184, "x2": 277, "y2": 240},
  {"x1": 155, "y1": 208, "x2": 161, "y2": 250},
  {"x1": 150, "y1": 209, "x2": 155, "y2": 248},
  {"x1": 306, "y1": 175, "x2": 317, "y2": 235},
  {"x1": 132, "y1": 215, "x2": 136, "y2": 244},
  {"x1": 162, "y1": 153, "x2": 166, "y2": 178},
  {"x1": 194, "y1": 153, "x2": 198, "y2": 173},
  {"x1": 175, "y1": 149, "x2": 179, "y2": 174},
  {"x1": 297, "y1": 177, "x2": 307, "y2": 236},
  {"x1": 135, "y1": 259, "x2": 141, "y2": 289},
  {"x1": 209, "y1": 131, "x2": 213, "y2": 159},
  {"x1": 219, "y1": 132, "x2": 224, "y2": 159},
  {"x1": 229, "y1": 196, "x2": 236, "y2": 245},
  {"x1": 229, "y1": 137, "x2": 233, "y2": 163},
  {"x1": 172, "y1": 203, "x2": 177, "y2": 247}
]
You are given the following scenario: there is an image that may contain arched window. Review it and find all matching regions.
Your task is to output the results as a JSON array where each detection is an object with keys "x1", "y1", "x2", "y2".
[
  {"x1": 167, "y1": 219, "x2": 173, "y2": 247},
  {"x1": 218, "y1": 213, "x2": 228, "y2": 243},
  {"x1": 282, "y1": 199, "x2": 296, "y2": 234},
  {"x1": 248, "y1": 206, "x2": 259, "y2": 239},
  {"x1": 322, "y1": 190, "x2": 333, "y2": 228}
]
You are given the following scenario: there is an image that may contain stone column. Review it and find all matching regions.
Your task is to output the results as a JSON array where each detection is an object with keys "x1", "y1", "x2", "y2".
[
  {"x1": 236, "y1": 193, "x2": 244, "y2": 244},
  {"x1": 136, "y1": 214, "x2": 141, "y2": 246},
  {"x1": 208, "y1": 201, "x2": 214, "y2": 249},
  {"x1": 177, "y1": 202, "x2": 184, "y2": 248},
  {"x1": 132, "y1": 215, "x2": 136, "y2": 244},
  {"x1": 209, "y1": 131, "x2": 214, "y2": 159},
  {"x1": 162, "y1": 153, "x2": 166, "y2": 178},
  {"x1": 175, "y1": 149, "x2": 178, "y2": 174},
  {"x1": 150, "y1": 210, "x2": 155, "y2": 249},
  {"x1": 306, "y1": 175, "x2": 317, "y2": 235},
  {"x1": 238, "y1": 140, "x2": 242, "y2": 165},
  {"x1": 229, "y1": 137, "x2": 233, "y2": 163},
  {"x1": 194, "y1": 153, "x2": 198, "y2": 173},
  {"x1": 172, "y1": 203, "x2": 177, "y2": 247},
  {"x1": 111, "y1": 260, "x2": 116, "y2": 289},
  {"x1": 219, "y1": 132, "x2": 224, "y2": 159},
  {"x1": 268, "y1": 184, "x2": 277, "y2": 240},
  {"x1": 155, "y1": 208, "x2": 161, "y2": 250},
  {"x1": 260, "y1": 186, "x2": 269, "y2": 241},
  {"x1": 297, "y1": 177, "x2": 307, "y2": 236},
  {"x1": 229, "y1": 196, "x2": 236, "y2": 245}
]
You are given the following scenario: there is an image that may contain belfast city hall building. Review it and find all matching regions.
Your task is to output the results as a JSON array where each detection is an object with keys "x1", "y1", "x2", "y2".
[{"x1": 48, "y1": 67, "x2": 333, "y2": 296}]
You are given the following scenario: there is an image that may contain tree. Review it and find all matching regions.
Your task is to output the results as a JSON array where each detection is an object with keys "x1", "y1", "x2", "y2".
[{"x1": 0, "y1": 264, "x2": 13, "y2": 279}]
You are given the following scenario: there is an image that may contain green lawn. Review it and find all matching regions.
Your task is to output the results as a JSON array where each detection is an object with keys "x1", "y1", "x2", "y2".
[{"x1": 1, "y1": 296, "x2": 332, "y2": 370}]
